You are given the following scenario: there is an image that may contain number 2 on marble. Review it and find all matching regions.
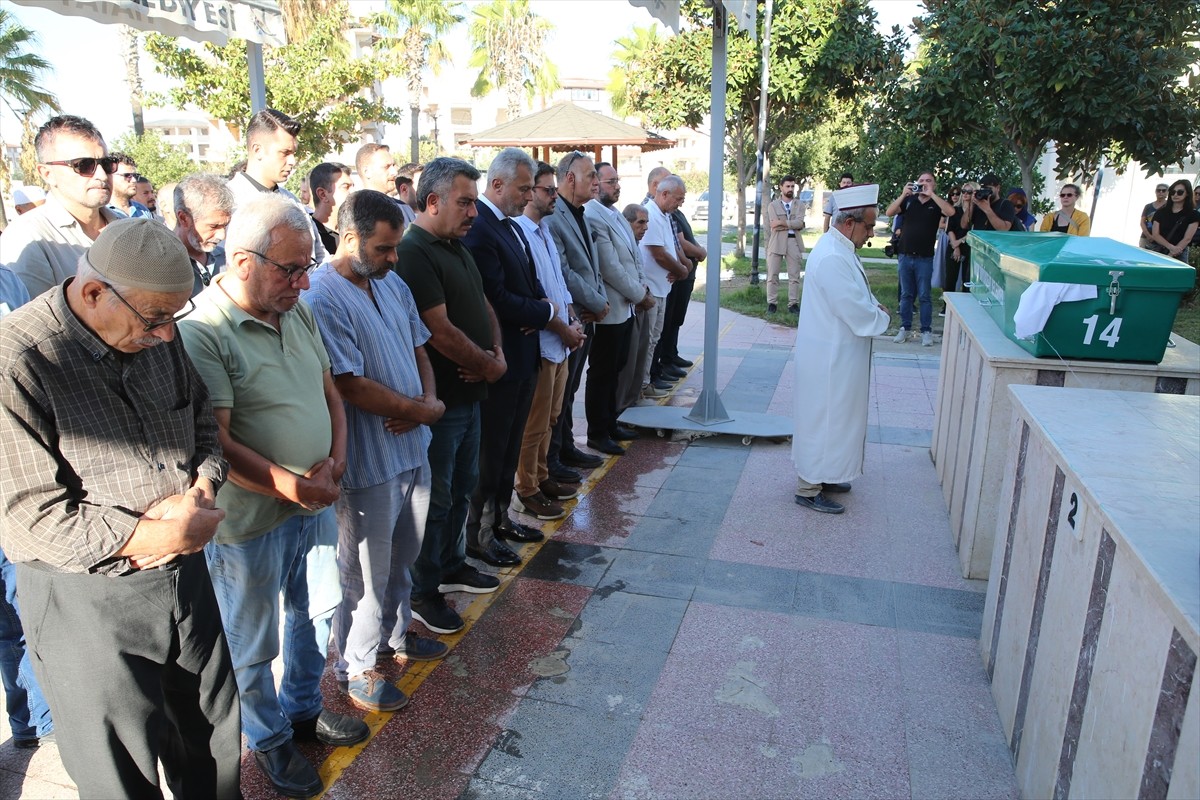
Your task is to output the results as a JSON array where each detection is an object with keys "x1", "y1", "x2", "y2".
[{"x1": 1067, "y1": 492, "x2": 1078, "y2": 529}]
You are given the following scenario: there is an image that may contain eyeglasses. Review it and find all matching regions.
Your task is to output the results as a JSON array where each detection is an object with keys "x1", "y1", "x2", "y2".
[
  {"x1": 115, "y1": 171, "x2": 143, "y2": 182},
  {"x1": 598, "y1": 178, "x2": 620, "y2": 185},
  {"x1": 247, "y1": 249, "x2": 318, "y2": 283},
  {"x1": 105, "y1": 283, "x2": 195, "y2": 332},
  {"x1": 1170, "y1": 189, "x2": 1187, "y2": 197},
  {"x1": 41, "y1": 156, "x2": 120, "y2": 177},
  {"x1": 533, "y1": 185, "x2": 557, "y2": 194},
  {"x1": 1156, "y1": 188, "x2": 1169, "y2": 193},
  {"x1": 562, "y1": 150, "x2": 586, "y2": 174}
]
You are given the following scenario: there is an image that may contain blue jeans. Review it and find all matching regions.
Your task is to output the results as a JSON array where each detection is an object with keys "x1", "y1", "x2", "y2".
[
  {"x1": 898, "y1": 253, "x2": 934, "y2": 333},
  {"x1": 0, "y1": 549, "x2": 52, "y2": 741},
  {"x1": 205, "y1": 510, "x2": 340, "y2": 752},
  {"x1": 411, "y1": 402, "x2": 479, "y2": 600}
]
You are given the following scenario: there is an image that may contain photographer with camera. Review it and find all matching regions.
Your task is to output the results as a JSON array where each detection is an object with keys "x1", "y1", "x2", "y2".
[
  {"x1": 967, "y1": 173, "x2": 1017, "y2": 233},
  {"x1": 884, "y1": 172, "x2": 955, "y2": 347}
]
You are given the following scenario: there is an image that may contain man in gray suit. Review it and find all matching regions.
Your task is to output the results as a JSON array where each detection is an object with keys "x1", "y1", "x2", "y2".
[
  {"x1": 547, "y1": 151, "x2": 610, "y2": 465},
  {"x1": 583, "y1": 162, "x2": 648, "y2": 451}
]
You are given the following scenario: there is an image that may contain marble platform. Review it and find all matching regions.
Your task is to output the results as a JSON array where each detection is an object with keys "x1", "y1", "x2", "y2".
[
  {"x1": 980, "y1": 385, "x2": 1199, "y2": 800},
  {"x1": 931, "y1": 293, "x2": 1200, "y2": 579}
]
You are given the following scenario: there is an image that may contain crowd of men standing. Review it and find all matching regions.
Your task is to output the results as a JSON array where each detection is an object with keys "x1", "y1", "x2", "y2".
[{"x1": 0, "y1": 110, "x2": 704, "y2": 798}]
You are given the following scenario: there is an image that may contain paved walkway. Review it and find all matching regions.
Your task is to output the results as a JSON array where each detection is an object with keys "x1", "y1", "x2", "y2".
[{"x1": 0, "y1": 303, "x2": 1018, "y2": 799}]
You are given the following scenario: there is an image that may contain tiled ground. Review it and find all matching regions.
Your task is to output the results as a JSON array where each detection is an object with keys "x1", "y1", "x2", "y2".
[{"x1": 0, "y1": 303, "x2": 1018, "y2": 800}]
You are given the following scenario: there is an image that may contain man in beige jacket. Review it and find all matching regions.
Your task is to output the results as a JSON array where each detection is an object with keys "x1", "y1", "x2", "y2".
[{"x1": 766, "y1": 175, "x2": 806, "y2": 314}]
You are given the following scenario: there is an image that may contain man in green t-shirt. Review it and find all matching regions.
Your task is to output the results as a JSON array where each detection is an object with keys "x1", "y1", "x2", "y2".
[
  {"x1": 396, "y1": 157, "x2": 507, "y2": 637},
  {"x1": 179, "y1": 193, "x2": 365, "y2": 799}
]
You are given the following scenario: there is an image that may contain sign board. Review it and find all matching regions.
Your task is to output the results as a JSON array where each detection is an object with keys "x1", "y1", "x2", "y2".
[{"x1": 10, "y1": 0, "x2": 286, "y2": 46}]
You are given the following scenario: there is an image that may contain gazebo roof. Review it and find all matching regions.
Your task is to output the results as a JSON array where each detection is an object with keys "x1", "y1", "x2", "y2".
[{"x1": 457, "y1": 101, "x2": 676, "y2": 152}]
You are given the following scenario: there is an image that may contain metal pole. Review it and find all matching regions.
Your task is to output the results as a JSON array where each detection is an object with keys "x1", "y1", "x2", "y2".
[
  {"x1": 247, "y1": 42, "x2": 267, "y2": 113},
  {"x1": 686, "y1": 1, "x2": 731, "y2": 426},
  {"x1": 1089, "y1": 157, "x2": 1104, "y2": 224},
  {"x1": 749, "y1": 0, "x2": 773, "y2": 286}
]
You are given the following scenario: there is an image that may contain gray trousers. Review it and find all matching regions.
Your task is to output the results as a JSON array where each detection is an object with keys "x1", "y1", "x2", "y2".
[
  {"x1": 617, "y1": 304, "x2": 652, "y2": 412},
  {"x1": 17, "y1": 554, "x2": 241, "y2": 799},
  {"x1": 333, "y1": 464, "x2": 430, "y2": 681}
]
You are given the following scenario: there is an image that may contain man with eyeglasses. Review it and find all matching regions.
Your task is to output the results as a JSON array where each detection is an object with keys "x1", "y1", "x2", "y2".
[
  {"x1": 792, "y1": 185, "x2": 891, "y2": 516},
  {"x1": 0, "y1": 115, "x2": 123, "y2": 297},
  {"x1": 106, "y1": 152, "x2": 154, "y2": 219},
  {"x1": 179, "y1": 193, "x2": 366, "y2": 799},
  {"x1": 0, "y1": 217, "x2": 241, "y2": 796}
]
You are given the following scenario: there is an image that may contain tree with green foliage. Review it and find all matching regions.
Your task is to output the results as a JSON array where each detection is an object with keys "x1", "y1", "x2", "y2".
[
  {"x1": 0, "y1": 8, "x2": 60, "y2": 229},
  {"x1": 371, "y1": 0, "x2": 463, "y2": 164},
  {"x1": 467, "y1": 0, "x2": 558, "y2": 120},
  {"x1": 144, "y1": 3, "x2": 401, "y2": 162},
  {"x1": 624, "y1": 0, "x2": 904, "y2": 255},
  {"x1": 110, "y1": 131, "x2": 202, "y2": 190},
  {"x1": 607, "y1": 24, "x2": 664, "y2": 123},
  {"x1": 899, "y1": 0, "x2": 1200, "y2": 198}
]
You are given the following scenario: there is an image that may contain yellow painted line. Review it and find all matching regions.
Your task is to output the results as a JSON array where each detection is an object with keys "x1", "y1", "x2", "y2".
[{"x1": 315, "y1": 422, "x2": 630, "y2": 794}]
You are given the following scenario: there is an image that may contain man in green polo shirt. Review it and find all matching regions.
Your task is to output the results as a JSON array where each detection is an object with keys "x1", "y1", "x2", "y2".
[
  {"x1": 396, "y1": 157, "x2": 507, "y2": 636},
  {"x1": 179, "y1": 193, "x2": 366, "y2": 799}
]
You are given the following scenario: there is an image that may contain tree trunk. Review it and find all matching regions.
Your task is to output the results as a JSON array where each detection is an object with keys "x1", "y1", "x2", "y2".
[
  {"x1": 122, "y1": 26, "x2": 145, "y2": 136},
  {"x1": 410, "y1": 104, "x2": 420, "y2": 164}
]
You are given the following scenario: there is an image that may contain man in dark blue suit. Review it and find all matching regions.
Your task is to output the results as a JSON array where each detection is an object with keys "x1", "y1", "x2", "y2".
[{"x1": 462, "y1": 148, "x2": 563, "y2": 567}]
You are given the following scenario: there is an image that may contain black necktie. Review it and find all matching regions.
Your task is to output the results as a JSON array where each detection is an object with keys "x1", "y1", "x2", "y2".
[{"x1": 504, "y1": 218, "x2": 537, "y2": 282}]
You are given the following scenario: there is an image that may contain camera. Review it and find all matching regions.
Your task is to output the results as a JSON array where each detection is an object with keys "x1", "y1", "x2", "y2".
[
  {"x1": 975, "y1": 186, "x2": 994, "y2": 202},
  {"x1": 909, "y1": 181, "x2": 922, "y2": 194},
  {"x1": 884, "y1": 233, "x2": 900, "y2": 258}
]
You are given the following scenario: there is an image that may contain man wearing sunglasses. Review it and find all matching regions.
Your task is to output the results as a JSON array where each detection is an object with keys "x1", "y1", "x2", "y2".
[
  {"x1": 0, "y1": 115, "x2": 122, "y2": 298},
  {"x1": 106, "y1": 152, "x2": 154, "y2": 220},
  {"x1": 0, "y1": 217, "x2": 241, "y2": 796},
  {"x1": 179, "y1": 193, "x2": 364, "y2": 798}
]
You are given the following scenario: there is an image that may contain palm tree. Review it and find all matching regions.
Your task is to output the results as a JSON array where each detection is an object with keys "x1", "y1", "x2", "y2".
[
  {"x1": 0, "y1": 7, "x2": 58, "y2": 229},
  {"x1": 467, "y1": 0, "x2": 558, "y2": 121},
  {"x1": 607, "y1": 24, "x2": 663, "y2": 123},
  {"x1": 120, "y1": 26, "x2": 145, "y2": 136},
  {"x1": 371, "y1": 0, "x2": 463, "y2": 163}
]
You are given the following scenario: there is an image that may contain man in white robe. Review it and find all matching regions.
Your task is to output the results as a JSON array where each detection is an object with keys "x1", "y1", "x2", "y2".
[{"x1": 792, "y1": 184, "x2": 891, "y2": 514}]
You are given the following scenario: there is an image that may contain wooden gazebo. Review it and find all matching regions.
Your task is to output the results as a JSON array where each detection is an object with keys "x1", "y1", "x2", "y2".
[{"x1": 457, "y1": 101, "x2": 676, "y2": 168}]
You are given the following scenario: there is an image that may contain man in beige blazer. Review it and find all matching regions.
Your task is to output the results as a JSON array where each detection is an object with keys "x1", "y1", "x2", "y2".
[{"x1": 766, "y1": 175, "x2": 806, "y2": 314}]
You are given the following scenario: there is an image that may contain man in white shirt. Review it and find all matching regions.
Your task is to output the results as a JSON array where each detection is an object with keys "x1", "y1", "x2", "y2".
[{"x1": 638, "y1": 176, "x2": 690, "y2": 399}]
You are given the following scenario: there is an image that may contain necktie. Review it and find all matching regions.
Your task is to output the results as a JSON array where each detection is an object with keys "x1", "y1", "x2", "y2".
[{"x1": 505, "y1": 218, "x2": 537, "y2": 281}]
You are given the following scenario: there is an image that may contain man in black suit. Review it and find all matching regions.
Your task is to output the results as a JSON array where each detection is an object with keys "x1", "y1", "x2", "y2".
[{"x1": 462, "y1": 147, "x2": 563, "y2": 567}]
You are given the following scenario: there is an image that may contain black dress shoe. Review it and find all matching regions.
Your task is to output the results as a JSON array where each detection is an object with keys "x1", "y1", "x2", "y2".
[
  {"x1": 548, "y1": 463, "x2": 583, "y2": 483},
  {"x1": 660, "y1": 364, "x2": 687, "y2": 380},
  {"x1": 670, "y1": 356, "x2": 694, "y2": 368},
  {"x1": 767, "y1": 303, "x2": 778, "y2": 313},
  {"x1": 468, "y1": 541, "x2": 521, "y2": 567},
  {"x1": 292, "y1": 709, "x2": 369, "y2": 747},
  {"x1": 496, "y1": 521, "x2": 544, "y2": 543},
  {"x1": 561, "y1": 448, "x2": 603, "y2": 468},
  {"x1": 610, "y1": 424, "x2": 638, "y2": 441},
  {"x1": 253, "y1": 741, "x2": 323, "y2": 798},
  {"x1": 794, "y1": 492, "x2": 845, "y2": 514},
  {"x1": 821, "y1": 482, "x2": 852, "y2": 494},
  {"x1": 586, "y1": 437, "x2": 626, "y2": 456},
  {"x1": 651, "y1": 378, "x2": 674, "y2": 391}
]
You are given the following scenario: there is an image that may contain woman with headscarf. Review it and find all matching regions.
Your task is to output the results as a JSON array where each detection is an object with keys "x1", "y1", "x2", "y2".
[{"x1": 1038, "y1": 183, "x2": 1091, "y2": 235}]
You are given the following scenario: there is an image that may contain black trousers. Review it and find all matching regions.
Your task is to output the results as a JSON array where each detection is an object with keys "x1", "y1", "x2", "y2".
[
  {"x1": 585, "y1": 317, "x2": 634, "y2": 439},
  {"x1": 468, "y1": 373, "x2": 537, "y2": 549},
  {"x1": 18, "y1": 554, "x2": 241, "y2": 799},
  {"x1": 652, "y1": 274, "x2": 696, "y2": 377},
  {"x1": 549, "y1": 322, "x2": 594, "y2": 464}
]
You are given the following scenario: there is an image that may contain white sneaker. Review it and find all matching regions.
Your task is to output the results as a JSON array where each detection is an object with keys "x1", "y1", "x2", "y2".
[
  {"x1": 921, "y1": 331, "x2": 934, "y2": 347},
  {"x1": 892, "y1": 327, "x2": 908, "y2": 344}
]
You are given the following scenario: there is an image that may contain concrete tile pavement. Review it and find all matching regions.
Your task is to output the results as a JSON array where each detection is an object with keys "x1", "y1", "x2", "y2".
[{"x1": 0, "y1": 301, "x2": 1016, "y2": 799}]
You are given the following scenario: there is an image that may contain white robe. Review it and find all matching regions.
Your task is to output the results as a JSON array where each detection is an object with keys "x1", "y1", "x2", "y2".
[{"x1": 792, "y1": 226, "x2": 890, "y2": 484}]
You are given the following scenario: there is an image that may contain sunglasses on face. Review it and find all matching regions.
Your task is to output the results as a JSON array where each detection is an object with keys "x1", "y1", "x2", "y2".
[
  {"x1": 116, "y1": 171, "x2": 143, "y2": 181},
  {"x1": 1060, "y1": 193, "x2": 1076, "y2": 198},
  {"x1": 41, "y1": 156, "x2": 120, "y2": 177},
  {"x1": 1171, "y1": 189, "x2": 1187, "y2": 197}
]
